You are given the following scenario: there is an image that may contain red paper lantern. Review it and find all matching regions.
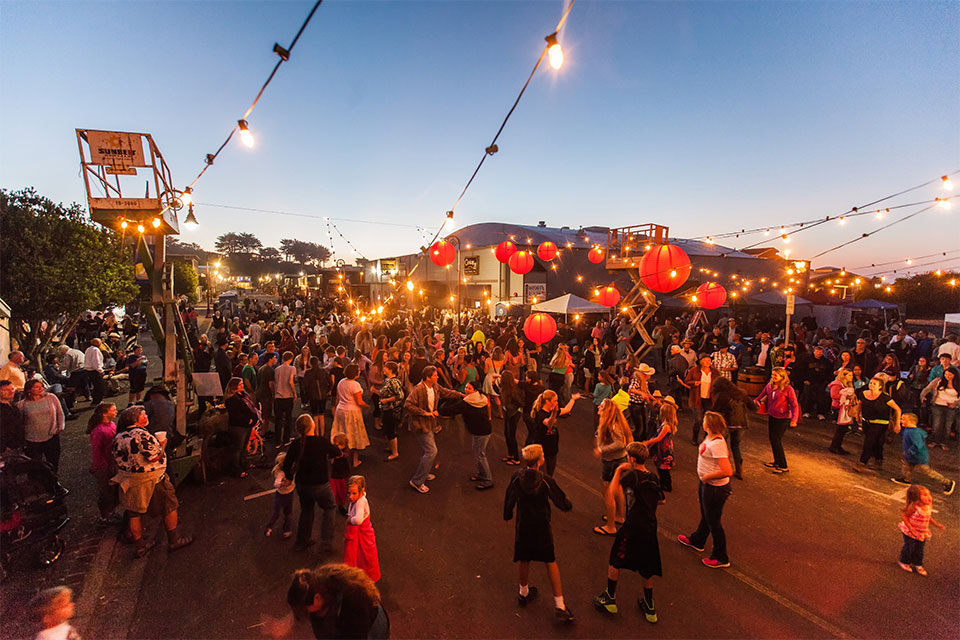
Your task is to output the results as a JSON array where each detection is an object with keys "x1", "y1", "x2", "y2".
[
  {"x1": 597, "y1": 286, "x2": 621, "y2": 307},
  {"x1": 523, "y1": 313, "x2": 557, "y2": 345},
  {"x1": 537, "y1": 241, "x2": 558, "y2": 261},
  {"x1": 588, "y1": 246, "x2": 605, "y2": 264},
  {"x1": 509, "y1": 249, "x2": 534, "y2": 275},
  {"x1": 638, "y1": 244, "x2": 691, "y2": 293},
  {"x1": 429, "y1": 240, "x2": 456, "y2": 267},
  {"x1": 495, "y1": 240, "x2": 517, "y2": 263},
  {"x1": 696, "y1": 282, "x2": 727, "y2": 309}
]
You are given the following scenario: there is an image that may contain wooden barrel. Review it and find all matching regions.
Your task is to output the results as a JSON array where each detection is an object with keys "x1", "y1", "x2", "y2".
[{"x1": 738, "y1": 367, "x2": 766, "y2": 397}]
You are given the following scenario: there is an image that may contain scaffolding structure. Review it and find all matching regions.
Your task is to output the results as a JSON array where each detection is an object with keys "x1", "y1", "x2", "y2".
[{"x1": 605, "y1": 224, "x2": 670, "y2": 361}]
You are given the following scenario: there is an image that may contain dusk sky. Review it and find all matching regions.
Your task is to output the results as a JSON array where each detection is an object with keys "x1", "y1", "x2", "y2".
[{"x1": 2, "y1": 1, "x2": 957, "y2": 275}]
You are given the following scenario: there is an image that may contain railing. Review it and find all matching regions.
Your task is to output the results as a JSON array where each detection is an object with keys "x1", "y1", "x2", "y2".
[{"x1": 605, "y1": 224, "x2": 670, "y2": 269}]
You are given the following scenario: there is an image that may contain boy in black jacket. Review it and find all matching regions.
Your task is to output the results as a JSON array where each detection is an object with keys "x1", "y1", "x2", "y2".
[{"x1": 503, "y1": 444, "x2": 575, "y2": 623}]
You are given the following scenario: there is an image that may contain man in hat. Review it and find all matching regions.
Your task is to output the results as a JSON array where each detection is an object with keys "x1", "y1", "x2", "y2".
[
  {"x1": 679, "y1": 339, "x2": 697, "y2": 369},
  {"x1": 712, "y1": 344, "x2": 738, "y2": 382},
  {"x1": 666, "y1": 345, "x2": 689, "y2": 407}
]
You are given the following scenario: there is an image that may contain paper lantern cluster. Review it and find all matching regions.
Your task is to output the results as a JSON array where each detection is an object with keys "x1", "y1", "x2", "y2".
[
  {"x1": 696, "y1": 282, "x2": 727, "y2": 309},
  {"x1": 495, "y1": 240, "x2": 517, "y2": 263},
  {"x1": 523, "y1": 312, "x2": 557, "y2": 344},
  {"x1": 597, "y1": 286, "x2": 621, "y2": 307},
  {"x1": 429, "y1": 240, "x2": 456, "y2": 267},
  {"x1": 537, "y1": 241, "x2": 558, "y2": 261},
  {"x1": 509, "y1": 249, "x2": 534, "y2": 275},
  {"x1": 639, "y1": 244, "x2": 691, "y2": 293}
]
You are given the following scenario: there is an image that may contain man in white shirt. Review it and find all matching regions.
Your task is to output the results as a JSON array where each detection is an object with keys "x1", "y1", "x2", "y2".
[
  {"x1": 58, "y1": 344, "x2": 89, "y2": 400},
  {"x1": 273, "y1": 351, "x2": 298, "y2": 443},
  {"x1": 83, "y1": 338, "x2": 105, "y2": 403},
  {"x1": 754, "y1": 333, "x2": 772, "y2": 370},
  {"x1": 938, "y1": 334, "x2": 960, "y2": 367}
]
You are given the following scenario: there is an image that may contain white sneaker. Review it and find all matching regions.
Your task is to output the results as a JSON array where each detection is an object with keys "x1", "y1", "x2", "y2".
[
  {"x1": 426, "y1": 473, "x2": 436, "y2": 481},
  {"x1": 897, "y1": 562, "x2": 912, "y2": 573},
  {"x1": 817, "y1": 414, "x2": 826, "y2": 421},
  {"x1": 409, "y1": 481, "x2": 429, "y2": 494},
  {"x1": 802, "y1": 413, "x2": 811, "y2": 419}
]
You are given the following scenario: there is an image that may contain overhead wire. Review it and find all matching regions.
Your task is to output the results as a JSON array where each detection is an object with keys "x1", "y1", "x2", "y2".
[
  {"x1": 810, "y1": 202, "x2": 940, "y2": 260},
  {"x1": 194, "y1": 201, "x2": 423, "y2": 228}
]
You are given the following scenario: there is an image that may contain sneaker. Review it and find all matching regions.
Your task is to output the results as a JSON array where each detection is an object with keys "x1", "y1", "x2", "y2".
[
  {"x1": 914, "y1": 565, "x2": 927, "y2": 576},
  {"x1": 282, "y1": 531, "x2": 293, "y2": 539},
  {"x1": 802, "y1": 413, "x2": 811, "y2": 419},
  {"x1": 409, "y1": 481, "x2": 430, "y2": 494},
  {"x1": 518, "y1": 586, "x2": 538, "y2": 607},
  {"x1": 817, "y1": 414, "x2": 826, "y2": 421},
  {"x1": 945, "y1": 480, "x2": 956, "y2": 496},
  {"x1": 770, "y1": 466, "x2": 788, "y2": 474},
  {"x1": 594, "y1": 590, "x2": 618, "y2": 614},
  {"x1": 640, "y1": 597, "x2": 657, "y2": 623},
  {"x1": 890, "y1": 477, "x2": 911, "y2": 486},
  {"x1": 897, "y1": 562, "x2": 913, "y2": 573},
  {"x1": 264, "y1": 527, "x2": 273, "y2": 537},
  {"x1": 853, "y1": 463, "x2": 874, "y2": 475},
  {"x1": 763, "y1": 462, "x2": 779, "y2": 469},
  {"x1": 701, "y1": 558, "x2": 730, "y2": 569},
  {"x1": 677, "y1": 535, "x2": 705, "y2": 552},
  {"x1": 555, "y1": 607, "x2": 575, "y2": 623},
  {"x1": 426, "y1": 473, "x2": 437, "y2": 481}
]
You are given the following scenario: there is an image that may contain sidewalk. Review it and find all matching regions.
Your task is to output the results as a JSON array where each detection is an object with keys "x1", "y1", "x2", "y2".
[{"x1": 0, "y1": 327, "x2": 164, "y2": 640}]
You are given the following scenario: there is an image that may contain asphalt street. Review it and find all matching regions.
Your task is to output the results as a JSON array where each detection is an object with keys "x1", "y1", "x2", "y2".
[{"x1": 110, "y1": 394, "x2": 958, "y2": 639}]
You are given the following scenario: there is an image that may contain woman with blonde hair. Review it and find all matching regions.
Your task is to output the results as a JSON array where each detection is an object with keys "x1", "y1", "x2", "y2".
[
  {"x1": 828, "y1": 368, "x2": 858, "y2": 456},
  {"x1": 593, "y1": 399, "x2": 634, "y2": 536},
  {"x1": 531, "y1": 388, "x2": 581, "y2": 476},
  {"x1": 482, "y1": 346, "x2": 505, "y2": 419},
  {"x1": 755, "y1": 367, "x2": 800, "y2": 474},
  {"x1": 548, "y1": 344, "x2": 573, "y2": 404}
]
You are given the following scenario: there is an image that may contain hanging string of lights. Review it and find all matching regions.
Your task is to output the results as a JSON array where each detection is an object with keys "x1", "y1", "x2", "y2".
[
  {"x1": 403, "y1": 1, "x2": 576, "y2": 285},
  {"x1": 329, "y1": 221, "x2": 368, "y2": 261},
  {"x1": 852, "y1": 248, "x2": 960, "y2": 271},
  {"x1": 692, "y1": 172, "x2": 957, "y2": 249},
  {"x1": 859, "y1": 256, "x2": 960, "y2": 277},
  {"x1": 809, "y1": 201, "x2": 941, "y2": 260},
  {"x1": 180, "y1": 0, "x2": 324, "y2": 226}
]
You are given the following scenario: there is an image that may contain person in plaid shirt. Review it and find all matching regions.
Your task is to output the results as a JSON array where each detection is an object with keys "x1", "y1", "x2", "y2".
[
  {"x1": 378, "y1": 361, "x2": 405, "y2": 461},
  {"x1": 712, "y1": 345, "x2": 738, "y2": 381}
]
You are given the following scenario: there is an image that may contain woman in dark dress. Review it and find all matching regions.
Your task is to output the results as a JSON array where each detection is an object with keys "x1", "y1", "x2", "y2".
[
  {"x1": 530, "y1": 389, "x2": 581, "y2": 476},
  {"x1": 710, "y1": 377, "x2": 757, "y2": 480},
  {"x1": 223, "y1": 377, "x2": 260, "y2": 477},
  {"x1": 594, "y1": 442, "x2": 663, "y2": 624}
]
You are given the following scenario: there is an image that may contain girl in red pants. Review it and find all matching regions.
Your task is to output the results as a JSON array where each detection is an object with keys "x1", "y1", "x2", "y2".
[{"x1": 344, "y1": 475, "x2": 380, "y2": 582}]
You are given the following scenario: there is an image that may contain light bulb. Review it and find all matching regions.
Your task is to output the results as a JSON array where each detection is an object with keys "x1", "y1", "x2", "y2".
[
  {"x1": 137, "y1": 224, "x2": 145, "y2": 233},
  {"x1": 670, "y1": 270, "x2": 677, "y2": 278},
  {"x1": 545, "y1": 33, "x2": 564, "y2": 69},
  {"x1": 238, "y1": 119, "x2": 254, "y2": 148},
  {"x1": 183, "y1": 205, "x2": 199, "y2": 230},
  {"x1": 180, "y1": 187, "x2": 192, "y2": 206},
  {"x1": 151, "y1": 217, "x2": 161, "y2": 228},
  {"x1": 691, "y1": 295, "x2": 698, "y2": 302},
  {"x1": 406, "y1": 280, "x2": 414, "y2": 291},
  {"x1": 781, "y1": 235, "x2": 790, "y2": 243},
  {"x1": 936, "y1": 197, "x2": 951, "y2": 210},
  {"x1": 838, "y1": 216, "x2": 846, "y2": 225},
  {"x1": 120, "y1": 220, "x2": 128, "y2": 229},
  {"x1": 942, "y1": 175, "x2": 953, "y2": 191}
]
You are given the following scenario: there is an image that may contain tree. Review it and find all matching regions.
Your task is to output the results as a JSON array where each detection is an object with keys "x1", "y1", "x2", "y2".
[
  {"x1": 279, "y1": 238, "x2": 296, "y2": 261},
  {"x1": 279, "y1": 238, "x2": 332, "y2": 267},
  {"x1": 215, "y1": 232, "x2": 243, "y2": 255},
  {"x1": 236, "y1": 232, "x2": 263, "y2": 254},
  {"x1": 173, "y1": 261, "x2": 200, "y2": 303},
  {"x1": 260, "y1": 247, "x2": 281, "y2": 261},
  {"x1": 0, "y1": 188, "x2": 139, "y2": 365}
]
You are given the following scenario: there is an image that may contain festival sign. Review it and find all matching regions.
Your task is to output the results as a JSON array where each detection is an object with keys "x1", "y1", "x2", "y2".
[{"x1": 86, "y1": 130, "x2": 148, "y2": 174}]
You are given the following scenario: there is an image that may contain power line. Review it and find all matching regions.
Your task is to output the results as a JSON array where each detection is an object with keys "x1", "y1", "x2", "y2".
[{"x1": 194, "y1": 201, "x2": 423, "y2": 229}]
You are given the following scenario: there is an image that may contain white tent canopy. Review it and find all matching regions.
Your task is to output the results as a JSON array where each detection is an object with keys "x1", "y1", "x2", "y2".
[{"x1": 531, "y1": 293, "x2": 609, "y2": 315}]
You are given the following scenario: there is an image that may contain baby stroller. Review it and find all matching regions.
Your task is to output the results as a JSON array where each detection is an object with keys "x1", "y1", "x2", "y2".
[{"x1": 0, "y1": 453, "x2": 70, "y2": 580}]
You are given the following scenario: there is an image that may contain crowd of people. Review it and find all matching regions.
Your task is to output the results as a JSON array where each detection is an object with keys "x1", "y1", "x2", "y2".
[{"x1": 3, "y1": 290, "x2": 959, "y2": 638}]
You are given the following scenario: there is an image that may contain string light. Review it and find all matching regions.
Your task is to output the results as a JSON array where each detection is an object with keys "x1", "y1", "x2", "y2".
[
  {"x1": 151, "y1": 217, "x2": 161, "y2": 228},
  {"x1": 943, "y1": 175, "x2": 954, "y2": 191},
  {"x1": 120, "y1": 220, "x2": 128, "y2": 230},
  {"x1": 406, "y1": 280, "x2": 414, "y2": 291},
  {"x1": 183, "y1": 204, "x2": 199, "y2": 230},
  {"x1": 545, "y1": 32, "x2": 564, "y2": 70},
  {"x1": 136, "y1": 224, "x2": 145, "y2": 233},
  {"x1": 237, "y1": 119, "x2": 254, "y2": 148},
  {"x1": 936, "y1": 197, "x2": 951, "y2": 210}
]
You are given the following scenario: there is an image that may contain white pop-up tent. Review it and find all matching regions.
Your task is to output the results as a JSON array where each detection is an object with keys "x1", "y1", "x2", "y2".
[
  {"x1": 945, "y1": 313, "x2": 960, "y2": 337},
  {"x1": 531, "y1": 293, "x2": 609, "y2": 315}
]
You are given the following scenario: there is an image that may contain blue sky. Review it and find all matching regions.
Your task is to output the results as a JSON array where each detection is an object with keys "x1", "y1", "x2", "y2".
[{"x1": 2, "y1": 1, "x2": 957, "y2": 273}]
